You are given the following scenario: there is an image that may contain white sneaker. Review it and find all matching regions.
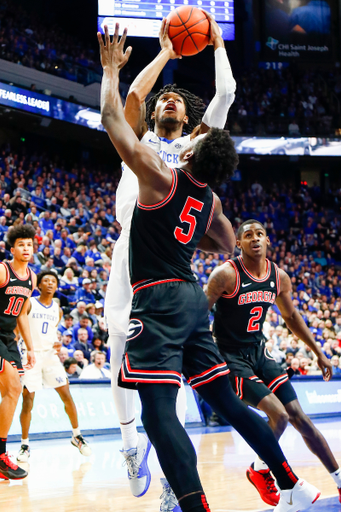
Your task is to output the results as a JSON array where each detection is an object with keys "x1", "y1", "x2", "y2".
[
  {"x1": 71, "y1": 435, "x2": 92, "y2": 456},
  {"x1": 160, "y1": 478, "x2": 181, "y2": 512},
  {"x1": 274, "y1": 478, "x2": 321, "y2": 512},
  {"x1": 17, "y1": 444, "x2": 30, "y2": 463},
  {"x1": 121, "y1": 433, "x2": 151, "y2": 497}
]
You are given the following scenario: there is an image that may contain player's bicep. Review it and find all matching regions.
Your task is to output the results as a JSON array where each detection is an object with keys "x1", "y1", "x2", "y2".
[
  {"x1": 275, "y1": 271, "x2": 295, "y2": 318},
  {"x1": 0, "y1": 263, "x2": 7, "y2": 285},
  {"x1": 19, "y1": 296, "x2": 32, "y2": 317},
  {"x1": 124, "y1": 95, "x2": 148, "y2": 139}
]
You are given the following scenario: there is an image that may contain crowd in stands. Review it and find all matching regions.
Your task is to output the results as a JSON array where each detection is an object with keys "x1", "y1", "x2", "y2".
[
  {"x1": 0, "y1": 141, "x2": 340, "y2": 380},
  {"x1": 0, "y1": 1, "x2": 102, "y2": 84}
]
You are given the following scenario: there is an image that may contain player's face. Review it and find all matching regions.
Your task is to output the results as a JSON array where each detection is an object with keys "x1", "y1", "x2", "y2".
[
  {"x1": 237, "y1": 224, "x2": 270, "y2": 258},
  {"x1": 11, "y1": 238, "x2": 33, "y2": 262},
  {"x1": 152, "y1": 92, "x2": 188, "y2": 128},
  {"x1": 39, "y1": 275, "x2": 58, "y2": 295}
]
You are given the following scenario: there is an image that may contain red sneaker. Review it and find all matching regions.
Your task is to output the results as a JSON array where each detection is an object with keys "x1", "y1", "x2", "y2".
[
  {"x1": 246, "y1": 463, "x2": 279, "y2": 506},
  {"x1": 338, "y1": 487, "x2": 341, "y2": 503},
  {"x1": 0, "y1": 453, "x2": 28, "y2": 480}
]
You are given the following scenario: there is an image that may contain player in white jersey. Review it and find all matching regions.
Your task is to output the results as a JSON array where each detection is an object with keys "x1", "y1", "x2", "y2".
[
  {"x1": 103, "y1": 16, "x2": 236, "y2": 507},
  {"x1": 16, "y1": 270, "x2": 91, "y2": 462}
]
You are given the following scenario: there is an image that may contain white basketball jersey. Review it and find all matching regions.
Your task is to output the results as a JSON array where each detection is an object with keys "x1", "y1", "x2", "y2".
[
  {"x1": 116, "y1": 130, "x2": 191, "y2": 230},
  {"x1": 27, "y1": 297, "x2": 60, "y2": 351}
]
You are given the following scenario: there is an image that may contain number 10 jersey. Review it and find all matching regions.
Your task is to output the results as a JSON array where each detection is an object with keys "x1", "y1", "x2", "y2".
[{"x1": 0, "y1": 261, "x2": 33, "y2": 334}]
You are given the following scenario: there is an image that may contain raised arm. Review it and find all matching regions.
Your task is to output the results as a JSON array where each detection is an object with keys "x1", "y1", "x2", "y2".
[
  {"x1": 98, "y1": 25, "x2": 172, "y2": 200},
  {"x1": 198, "y1": 194, "x2": 235, "y2": 254},
  {"x1": 275, "y1": 269, "x2": 332, "y2": 381},
  {"x1": 198, "y1": 14, "x2": 236, "y2": 135},
  {"x1": 124, "y1": 18, "x2": 181, "y2": 138}
]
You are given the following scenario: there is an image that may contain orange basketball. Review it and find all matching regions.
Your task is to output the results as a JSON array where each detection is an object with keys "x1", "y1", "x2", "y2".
[{"x1": 167, "y1": 6, "x2": 210, "y2": 57}]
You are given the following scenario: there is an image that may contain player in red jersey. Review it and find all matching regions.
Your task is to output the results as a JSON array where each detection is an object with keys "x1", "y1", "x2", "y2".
[
  {"x1": 207, "y1": 219, "x2": 341, "y2": 506},
  {"x1": 0, "y1": 224, "x2": 36, "y2": 480}
]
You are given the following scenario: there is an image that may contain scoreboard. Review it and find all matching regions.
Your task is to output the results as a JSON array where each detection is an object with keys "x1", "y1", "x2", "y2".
[{"x1": 98, "y1": 0, "x2": 235, "y2": 40}]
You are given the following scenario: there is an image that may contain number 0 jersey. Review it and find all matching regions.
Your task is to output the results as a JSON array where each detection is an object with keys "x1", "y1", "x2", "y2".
[
  {"x1": 26, "y1": 297, "x2": 60, "y2": 351},
  {"x1": 129, "y1": 168, "x2": 214, "y2": 288},
  {"x1": 0, "y1": 261, "x2": 33, "y2": 334},
  {"x1": 213, "y1": 256, "x2": 280, "y2": 349}
]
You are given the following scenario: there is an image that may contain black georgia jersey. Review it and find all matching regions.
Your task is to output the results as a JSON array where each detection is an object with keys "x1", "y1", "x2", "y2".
[
  {"x1": 0, "y1": 261, "x2": 33, "y2": 334},
  {"x1": 214, "y1": 256, "x2": 280, "y2": 349},
  {"x1": 129, "y1": 168, "x2": 215, "y2": 288}
]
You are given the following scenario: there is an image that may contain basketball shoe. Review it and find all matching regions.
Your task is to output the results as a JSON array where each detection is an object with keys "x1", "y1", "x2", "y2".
[
  {"x1": 246, "y1": 463, "x2": 279, "y2": 506},
  {"x1": 17, "y1": 444, "x2": 30, "y2": 463},
  {"x1": 0, "y1": 452, "x2": 28, "y2": 480},
  {"x1": 274, "y1": 479, "x2": 320, "y2": 512},
  {"x1": 160, "y1": 478, "x2": 181, "y2": 512},
  {"x1": 121, "y1": 433, "x2": 151, "y2": 497},
  {"x1": 71, "y1": 434, "x2": 92, "y2": 456}
]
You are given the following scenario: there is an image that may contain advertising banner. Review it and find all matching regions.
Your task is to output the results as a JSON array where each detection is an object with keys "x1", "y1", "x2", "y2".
[{"x1": 261, "y1": 0, "x2": 332, "y2": 61}]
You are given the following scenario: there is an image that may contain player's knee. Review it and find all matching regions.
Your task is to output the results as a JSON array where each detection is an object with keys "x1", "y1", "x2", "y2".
[
  {"x1": 6, "y1": 379, "x2": 22, "y2": 400},
  {"x1": 289, "y1": 410, "x2": 313, "y2": 434},
  {"x1": 275, "y1": 408, "x2": 289, "y2": 431}
]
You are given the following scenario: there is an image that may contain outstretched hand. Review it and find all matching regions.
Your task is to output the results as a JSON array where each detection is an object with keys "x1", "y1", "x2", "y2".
[
  {"x1": 202, "y1": 11, "x2": 224, "y2": 48},
  {"x1": 97, "y1": 23, "x2": 132, "y2": 71},
  {"x1": 159, "y1": 18, "x2": 182, "y2": 59}
]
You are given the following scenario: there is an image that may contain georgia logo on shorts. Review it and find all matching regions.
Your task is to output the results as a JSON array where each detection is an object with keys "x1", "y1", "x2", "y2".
[{"x1": 127, "y1": 319, "x2": 144, "y2": 340}]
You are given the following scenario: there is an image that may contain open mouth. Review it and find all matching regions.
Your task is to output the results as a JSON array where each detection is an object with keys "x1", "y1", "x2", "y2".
[
  {"x1": 164, "y1": 103, "x2": 176, "y2": 113},
  {"x1": 252, "y1": 244, "x2": 261, "y2": 250}
]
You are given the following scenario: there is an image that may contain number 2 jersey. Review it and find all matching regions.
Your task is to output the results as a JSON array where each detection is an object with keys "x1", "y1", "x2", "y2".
[
  {"x1": 129, "y1": 168, "x2": 215, "y2": 288},
  {"x1": 213, "y1": 256, "x2": 281, "y2": 349},
  {"x1": 0, "y1": 261, "x2": 33, "y2": 334}
]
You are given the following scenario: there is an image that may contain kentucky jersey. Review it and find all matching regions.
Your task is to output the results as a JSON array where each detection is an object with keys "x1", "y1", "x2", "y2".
[
  {"x1": 116, "y1": 130, "x2": 191, "y2": 231},
  {"x1": 27, "y1": 297, "x2": 60, "y2": 351},
  {"x1": 0, "y1": 261, "x2": 33, "y2": 334},
  {"x1": 214, "y1": 256, "x2": 280, "y2": 349},
  {"x1": 129, "y1": 168, "x2": 214, "y2": 286}
]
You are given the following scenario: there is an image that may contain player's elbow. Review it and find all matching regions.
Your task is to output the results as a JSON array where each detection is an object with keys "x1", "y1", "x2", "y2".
[{"x1": 126, "y1": 88, "x2": 145, "y2": 107}]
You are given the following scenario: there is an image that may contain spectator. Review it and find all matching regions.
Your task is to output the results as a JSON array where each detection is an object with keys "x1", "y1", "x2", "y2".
[
  {"x1": 70, "y1": 301, "x2": 87, "y2": 324},
  {"x1": 64, "y1": 357, "x2": 81, "y2": 378},
  {"x1": 58, "y1": 314, "x2": 74, "y2": 336},
  {"x1": 73, "y1": 328, "x2": 92, "y2": 361},
  {"x1": 62, "y1": 330, "x2": 74, "y2": 356},
  {"x1": 331, "y1": 356, "x2": 341, "y2": 375},
  {"x1": 79, "y1": 352, "x2": 111, "y2": 379},
  {"x1": 290, "y1": 358, "x2": 302, "y2": 376},
  {"x1": 72, "y1": 314, "x2": 94, "y2": 343},
  {"x1": 75, "y1": 278, "x2": 96, "y2": 304},
  {"x1": 58, "y1": 346, "x2": 70, "y2": 365},
  {"x1": 73, "y1": 350, "x2": 89, "y2": 370}
]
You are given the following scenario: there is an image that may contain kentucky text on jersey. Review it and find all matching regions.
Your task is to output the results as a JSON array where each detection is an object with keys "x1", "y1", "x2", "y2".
[
  {"x1": 5, "y1": 286, "x2": 31, "y2": 297},
  {"x1": 158, "y1": 150, "x2": 179, "y2": 164},
  {"x1": 31, "y1": 312, "x2": 59, "y2": 321},
  {"x1": 238, "y1": 291, "x2": 276, "y2": 305}
]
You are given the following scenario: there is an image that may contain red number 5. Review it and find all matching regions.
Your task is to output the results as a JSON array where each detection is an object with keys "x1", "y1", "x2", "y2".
[
  {"x1": 174, "y1": 197, "x2": 204, "y2": 245},
  {"x1": 247, "y1": 306, "x2": 263, "y2": 332}
]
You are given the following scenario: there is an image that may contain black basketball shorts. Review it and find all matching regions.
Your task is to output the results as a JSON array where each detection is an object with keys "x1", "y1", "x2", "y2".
[
  {"x1": 118, "y1": 280, "x2": 230, "y2": 389},
  {"x1": 218, "y1": 341, "x2": 297, "y2": 408},
  {"x1": 0, "y1": 332, "x2": 24, "y2": 375}
]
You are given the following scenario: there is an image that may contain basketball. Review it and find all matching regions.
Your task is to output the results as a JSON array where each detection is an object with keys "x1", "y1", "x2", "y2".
[{"x1": 167, "y1": 6, "x2": 210, "y2": 57}]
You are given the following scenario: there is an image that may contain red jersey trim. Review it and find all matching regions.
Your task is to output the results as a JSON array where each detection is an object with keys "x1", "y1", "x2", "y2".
[
  {"x1": 137, "y1": 168, "x2": 178, "y2": 210},
  {"x1": 274, "y1": 263, "x2": 281, "y2": 295},
  {"x1": 238, "y1": 256, "x2": 271, "y2": 283},
  {"x1": 124, "y1": 354, "x2": 182, "y2": 376},
  {"x1": 191, "y1": 368, "x2": 230, "y2": 389},
  {"x1": 221, "y1": 259, "x2": 240, "y2": 299},
  {"x1": 180, "y1": 169, "x2": 206, "y2": 188},
  {"x1": 133, "y1": 278, "x2": 185, "y2": 295},
  {"x1": 8, "y1": 262, "x2": 30, "y2": 281},
  {"x1": 205, "y1": 191, "x2": 215, "y2": 234},
  {"x1": 0, "y1": 262, "x2": 9, "y2": 288}
]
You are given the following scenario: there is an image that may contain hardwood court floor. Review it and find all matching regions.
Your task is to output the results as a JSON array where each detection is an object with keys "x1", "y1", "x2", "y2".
[{"x1": 2, "y1": 419, "x2": 341, "y2": 512}]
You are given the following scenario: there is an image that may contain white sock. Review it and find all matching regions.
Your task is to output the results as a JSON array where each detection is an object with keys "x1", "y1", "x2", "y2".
[
  {"x1": 121, "y1": 419, "x2": 139, "y2": 451},
  {"x1": 330, "y1": 468, "x2": 341, "y2": 487},
  {"x1": 254, "y1": 456, "x2": 269, "y2": 472},
  {"x1": 72, "y1": 427, "x2": 81, "y2": 438},
  {"x1": 21, "y1": 438, "x2": 29, "y2": 446}
]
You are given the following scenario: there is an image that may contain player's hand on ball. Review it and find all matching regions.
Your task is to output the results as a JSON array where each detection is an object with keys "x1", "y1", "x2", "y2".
[
  {"x1": 159, "y1": 18, "x2": 182, "y2": 59},
  {"x1": 24, "y1": 350, "x2": 36, "y2": 370},
  {"x1": 97, "y1": 24, "x2": 132, "y2": 71},
  {"x1": 203, "y1": 12, "x2": 224, "y2": 48}
]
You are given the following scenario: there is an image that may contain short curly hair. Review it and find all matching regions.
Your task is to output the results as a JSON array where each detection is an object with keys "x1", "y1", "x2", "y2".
[
  {"x1": 37, "y1": 270, "x2": 59, "y2": 288},
  {"x1": 7, "y1": 224, "x2": 36, "y2": 247},
  {"x1": 237, "y1": 220, "x2": 266, "y2": 240},
  {"x1": 191, "y1": 128, "x2": 239, "y2": 188},
  {"x1": 145, "y1": 84, "x2": 206, "y2": 134}
]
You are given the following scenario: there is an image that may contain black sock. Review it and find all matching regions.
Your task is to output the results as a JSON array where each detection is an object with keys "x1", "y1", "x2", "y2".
[
  {"x1": 179, "y1": 492, "x2": 211, "y2": 512},
  {"x1": 197, "y1": 376, "x2": 298, "y2": 491},
  {"x1": 138, "y1": 384, "x2": 204, "y2": 500},
  {"x1": 0, "y1": 438, "x2": 7, "y2": 455}
]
